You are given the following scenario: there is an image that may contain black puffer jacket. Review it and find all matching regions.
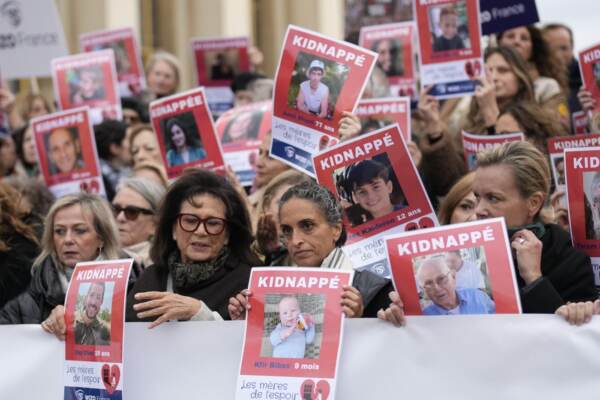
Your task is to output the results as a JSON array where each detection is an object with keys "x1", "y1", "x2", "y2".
[
  {"x1": 0, "y1": 256, "x2": 65, "y2": 324},
  {"x1": 0, "y1": 228, "x2": 40, "y2": 309}
]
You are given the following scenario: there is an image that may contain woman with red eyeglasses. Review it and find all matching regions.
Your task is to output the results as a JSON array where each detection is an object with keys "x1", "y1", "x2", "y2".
[
  {"x1": 111, "y1": 177, "x2": 166, "y2": 270},
  {"x1": 125, "y1": 169, "x2": 260, "y2": 327}
]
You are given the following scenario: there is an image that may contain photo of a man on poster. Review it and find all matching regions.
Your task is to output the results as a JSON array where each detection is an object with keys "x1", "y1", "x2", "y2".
[
  {"x1": 162, "y1": 112, "x2": 207, "y2": 167},
  {"x1": 336, "y1": 156, "x2": 407, "y2": 227},
  {"x1": 69, "y1": 66, "x2": 105, "y2": 105},
  {"x1": 415, "y1": 257, "x2": 495, "y2": 315},
  {"x1": 74, "y1": 282, "x2": 111, "y2": 346},
  {"x1": 431, "y1": 4, "x2": 467, "y2": 53},
  {"x1": 296, "y1": 59, "x2": 330, "y2": 118},
  {"x1": 210, "y1": 52, "x2": 235, "y2": 80},
  {"x1": 46, "y1": 126, "x2": 85, "y2": 175}
]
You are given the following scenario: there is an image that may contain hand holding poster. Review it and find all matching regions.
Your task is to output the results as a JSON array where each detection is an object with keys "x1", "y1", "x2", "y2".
[
  {"x1": 192, "y1": 36, "x2": 250, "y2": 115},
  {"x1": 564, "y1": 148, "x2": 600, "y2": 292},
  {"x1": 51, "y1": 50, "x2": 122, "y2": 124},
  {"x1": 31, "y1": 107, "x2": 105, "y2": 198},
  {"x1": 359, "y1": 22, "x2": 417, "y2": 99},
  {"x1": 547, "y1": 134, "x2": 600, "y2": 189},
  {"x1": 236, "y1": 267, "x2": 353, "y2": 400},
  {"x1": 385, "y1": 218, "x2": 522, "y2": 315},
  {"x1": 355, "y1": 97, "x2": 411, "y2": 140},
  {"x1": 80, "y1": 27, "x2": 146, "y2": 96},
  {"x1": 215, "y1": 101, "x2": 272, "y2": 186},
  {"x1": 461, "y1": 131, "x2": 524, "y2": 170},
  {"x1": 63, "y1": 259, "x2": 133, "y2": 400},
  {"x1": 415, "y1": 0, "x2": 483, "y2": 98},
  {"x1": 149, "y1": 87, "x2": 226, "y2": 180},
  {"x1": 313, "y1": 124, "x2": 437, "y2": 277},
  {"x1": 271, "y1": 25, "x2": 377, "y2": 176},
  {"x1": 578, "y1": 43, "x2": 600, "y2": 132}
]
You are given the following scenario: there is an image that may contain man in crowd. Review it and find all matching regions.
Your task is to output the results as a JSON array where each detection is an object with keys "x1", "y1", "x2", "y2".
[
  {"x1": 48, "y1": 127, "x2": 84, "y2": 175},
  {"x1": 417, "y1": 257, "x2": 495, "y2": 315},
  {"x1": 74, "y1": 282, "x2": 111, "y2": 346}
]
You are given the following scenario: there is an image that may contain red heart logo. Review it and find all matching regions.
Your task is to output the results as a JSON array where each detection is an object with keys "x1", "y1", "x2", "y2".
[
  {"x1": 418, "y1": 217, "x2": 435, "y2": 229},
  {"x1": 405, "y1": 222, "x2": 418, "y2": 231},
  {"x1": 300, "y1": 379, "x2": 330, "y2": 399},
  {"x1": 101, "y1": 364, "x2": 120, "y2": 394}
]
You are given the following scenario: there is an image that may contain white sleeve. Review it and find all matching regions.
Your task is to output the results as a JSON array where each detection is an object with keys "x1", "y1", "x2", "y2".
[{"x1": 189, "y1": 301, "x2": 224, "y2": 321}]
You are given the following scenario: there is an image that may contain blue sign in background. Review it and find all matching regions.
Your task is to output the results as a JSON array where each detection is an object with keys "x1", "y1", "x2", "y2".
[{"x1": 480, "y1": 0, "x2": 539, "y2": 35}]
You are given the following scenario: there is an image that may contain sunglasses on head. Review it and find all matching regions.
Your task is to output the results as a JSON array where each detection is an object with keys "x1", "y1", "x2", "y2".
[{"x1": 112, "y1": 204, "x2": 154, "y2": 221}]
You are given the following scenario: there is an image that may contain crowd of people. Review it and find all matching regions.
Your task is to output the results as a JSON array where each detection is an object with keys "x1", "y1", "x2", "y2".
[{"x1": 0, "y1": 20, "x2": 600, "y2": 346}]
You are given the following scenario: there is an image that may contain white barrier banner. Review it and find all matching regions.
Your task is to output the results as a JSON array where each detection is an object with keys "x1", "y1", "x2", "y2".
[
  {"x1": 1, "y1": 316, "x2": 599, "y2": 399},
  {"x1": 0, "y1": 0, "x2": 68, "y2": 79}
]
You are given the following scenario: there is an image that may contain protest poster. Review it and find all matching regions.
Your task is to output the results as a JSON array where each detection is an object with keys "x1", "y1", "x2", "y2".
[
  {"x1": 63, "y1": 259, "x2": 133, "y2": 400},
  {"x1": 385, "y1": 218, "x2": 522, "y2": 315},
  {"x1": 215, "y1": 101, "x2": 272, "y2": 186},
  {"x1": 572, "y1": 111, "x2": 590, "y2": 135},
  {"x1": 51, "y1": 50, "x2": 122, "y2": 124},
  {"x1": 415, "y1": 0, "x2": 483, "y2": 99},
  {"x1": 150, "y1": 87, "x2": 226, "y2": 180},
  {"x1": 547, "y1": 134, "x2": 600, "y2": 190},
  {"x1": 344, "y1": 0, "x2": 413, "y2": 42},
  {"x1": 31, "y1": 107, "x2": 105, "y2": 198},
  {"x1": 0, "y1": 0, "x2": 68, "y2": 79},
  {"x1": 236, "y1": 267, "x2": 353, "y2": 400},
  {"x1": 192, "y1": 36, "x2": 250, "y2": 115},
  {"x1": 565, "y1": 148, "x2": 600, "y2": 292},
  {"x1": 355, "y1": 97, "x2": 411, "y2": 140},
  {"x1": 461, "y1": 131, "x2": 524, "y2": 170},
  {"x1": 479, "y1": 0, "x2": 539, "y2": 36},
  {"x1": 579, "y1": 43, "x2": 600, "y2": 132},
  {"x1": 80, "y1": 27, "x2": 146, "y2": 96},
  {"x1": 271, "y1": 25, "x2": 377, "y2": 176},
  {"x1": 359, "y1": 22, "x2": 417, "y2": 99},
  {"x1": 313, "y1": 125, "x2": 437, "y2": 277}
]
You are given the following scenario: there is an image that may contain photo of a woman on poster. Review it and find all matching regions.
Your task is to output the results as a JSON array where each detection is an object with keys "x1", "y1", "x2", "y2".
[
  {"x1": 163, "y1": 113, "x2": 207, "y2": 167},
  {"x1": 371, "y1": 39, "x2": 404, "y2": 77},
  {"x1": 221, "y1": 110, "x2": 262, "y2": 144}
]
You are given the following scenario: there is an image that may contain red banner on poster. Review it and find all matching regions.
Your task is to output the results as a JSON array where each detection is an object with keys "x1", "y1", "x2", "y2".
[
  {"x1": 359, "y1": 22, "x2": 417, "y2": 98},
  {"x1": 149, "y1": 88, "x2": 226, "y2": 180},
  {"x1": 51, "y1": 50, "x2": 122, "y2": 124},
  {"x1": 63, "y1": 259, "x2": 133, "y2": 399},
  {"x1": 415, "y1": 0, "x2": 483, "y2": 98},
  {"x1": 236, "y1": 267, "x2": 353, "y2": 400},
  {"x1": 385, "y1": 218, "x2": 521, "y2": 316},
  {"x1": 355, "y1": 97, "x2": 411, "y2": 140},
  {"x1": 313, "y1": 125, "x2": 437, "y2": 277},
  {"x1": 31, "y1": 107, "x2": 105, "y2": 198},
  {"x1": 80, "y1": 27, "x2": 146, "y2": 96},
  {"x1": 547, "y1": 134, "x2": 600, "y2": 189},
  {"x1": 215, "y1": 101, "x2": 272, "y2": 186},
  {"x1": 461, "y1": 131, "x2": 524, "y2": 170},
  {"x1": 270, "y1": 25, "x2": 377, "y2": 176}
]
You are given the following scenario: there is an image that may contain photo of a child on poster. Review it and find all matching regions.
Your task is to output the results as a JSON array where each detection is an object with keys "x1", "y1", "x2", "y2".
[
  {"x1": 355, "y1": 97, "x2": 411, "y2": 139},
  {"x1": 415, "y1": 0, "x2": 482, "y2": 98},
  {"x1": 384, "y1": 218, "x2": 522, "y2": 316},
  {"x1": 359, "y1": 22, "x2": 417, "y2": 98},
  {"x1": 192, "y1": 36, "x2": 250, "y2": 114},
  {"x1": 31, "y1": 107, "x2": 105, "y2": 198},
  {"x1": 565, "y1": 148, "x2": 600, "y2": 291},
  {"x1": 216, "y1": 101, "x2": 272, "y2": 186},
  {"x1": 237, "y1": 268, "x2": 352, "y2": 400},
  {"x1": 150, "y1": 87, "x2": 225, "y2": 180},
  {"x1": 63, "y1": 259, "x2": 133, "y2": 400},
  {"x1": 314, "y1": 125, "x2": 437, "y2": 277},
  {"x1": 547, "y1": 134, "x2": 600, "y2": 190},
  {"x1": 271, "y1": 25, "x2": 377, "y2": 176},
  {"x1": 52, "y1": 50, "x2": 122, "y2": 124},
  {"x1": 462, "y1": 131, "x2": 524, "y2": 170},
  {"x1": 80, "y1": 27, "x2": 147, "y2": 96}
]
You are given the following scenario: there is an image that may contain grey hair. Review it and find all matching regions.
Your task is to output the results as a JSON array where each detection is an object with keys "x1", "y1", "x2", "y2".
[
  {"x1": 416, "y1": 256, "x2": 450, "y2": 285},
  {"x1": 278, "y1": 181, "x2": 346, "y2": 246},
  {"x1": 116, "y1": 177, "x2": 166, "y2": 214}
]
